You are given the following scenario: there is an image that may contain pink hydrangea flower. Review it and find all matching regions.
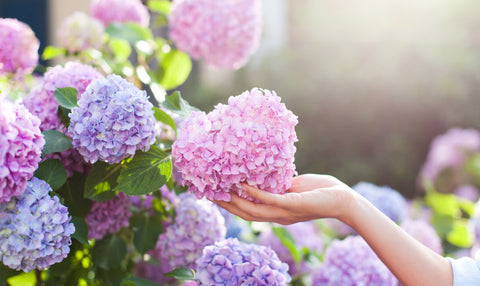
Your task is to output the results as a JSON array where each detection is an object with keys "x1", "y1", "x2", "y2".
[
  {"x1": 90, "y1": 0, "x2": 150, "y2": 28},
  {"x1": 0, "y1": 18, "x2": 39, "y2": 77},
  {"x1": 0, "y1": 99, "x2": 44, "y2": 203},
  {"x1": 58, "y1": 12, "x2": 105, "y2": 53},
  {"x1": 172, "y1": 88, "x2": 298, "y2": 201},
  {"x1": 169, "y1": 0, "x2": 262, "y2": 70}
]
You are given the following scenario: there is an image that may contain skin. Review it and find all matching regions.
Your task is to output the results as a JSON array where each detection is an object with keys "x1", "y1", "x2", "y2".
[{"x1": 215, "y1": 174, "x2": 454, "y2": 286}]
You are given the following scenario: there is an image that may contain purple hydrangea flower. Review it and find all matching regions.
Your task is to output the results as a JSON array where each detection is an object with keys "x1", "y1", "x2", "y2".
[
  {"x1": 172, "y1": 88, "x2": 298, "y2": 201},
  {"x1": 0, "y1": 178, "x2": 75, "y2": 272},
  {"x1": 0, "y1": 99, "x2": 44, "y2": 203},
  {"x1": 155, "y1": 193, "x2": 226, "y2": 271},
  {"x1": 85, "y1": 192, "x2": 132, "y2": 240},
  {"x1": 0, "y1": 18, "x2": 39, "y2": 77},
  {"x1": 258, "y1": 222, "x2": 324, "y2": 276},
  {"x1": 195, "y1": 238, "x2": 291, "y2": 286},
  {"x1": 312, "y1": 236, "x2": 397, "y2": 286},
  {"x1": 68, "y1": 74, "x2": 156, "y2": 164},
  {"x1": 90, "y1": 0, "x2": 150, "y2": 28},
  {"x1": 454, "y1": 185, "x2": 480, "y2": 202},
  {"x1": 469, "y1": 200, "x2": 480, "y2": 249},
  {"x1": 57, "y1": 12, "x2": 105, "y2": 53},
  {"x1": 401, "y1": 219, "x2": 442, "y2": 254},
  {"x1": 218, "y1": 207, "x2": 249, "y2": 239},
  {"x1": 353, "y1": 182, "x2": 408, "y2": 223},
  {"x1": 169, "y1": 0, "x2": 262, "y2": 70}
]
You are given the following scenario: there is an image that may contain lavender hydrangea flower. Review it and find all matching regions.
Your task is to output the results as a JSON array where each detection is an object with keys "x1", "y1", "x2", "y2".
[
  {"x1": 258, "y1": 222, "x2": 324, "y2": 276},
  {"x1": 172, "y1": 88, "x2": 298, "y2": 201},
  {"x1": 195, "y1": 238, "x2": 291, "y2": 286},
  {"x1": 454, "y1": 185, "x2": 480, "y2": 202},
  {"x1": 90, "y1": 0, "x2": 150, "y2": 28},
  {"x1": 58, "y1": 12, "x2": 105, "y2": 53},
  {"x1": 85, "y1": 192, "x2": 132, "y2": 240},
  {"x1": 353, "y1": 182, "x2": 408, "y2": 223},
  {"x1": 0, "y1": 99, "x2": 44, "y2": 203},
  {"x1": 312, "y1": 236, "x2": 397, "y2": 286},
  {"x1": 155, "y1": 193, "x2": 226, "y2": 271},
  {"x1": 0, "y1": 18, "x2": 39, "y2": 77},
  {"x1": 401, "y1": 219, "x2": 442, "y2": 254},
  {"x1": 469, "y1": 200, "x2": 480, "y2": 251},
  {"x1": 68, "y1": 74, "x2": 156, "y2": 164},
  {"x1": 169, "y1": 0, "x2": 262, "y2": 70},
  {"x1": 0, "y1": 178, "x2": 75, "y2": 272}
]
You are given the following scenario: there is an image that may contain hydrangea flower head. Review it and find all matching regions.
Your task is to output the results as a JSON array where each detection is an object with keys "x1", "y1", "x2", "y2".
[
  {"x1": 23, "y1": 61, "x2": 103, "y2": 131},
  {"x1": 401, "y1": 219, "x2": 442, "y2": 254},
  {"x1": 0, "y1": 99, "x2": 44, "y2": 203},
  {"x1": 172, "y1": 88, "x2": 298, "y2": 201},
  {"x1": 69, "y1": 74, "x2": 156, "y2": 164},
  {"x1": 353, "y1": 182, "x2": 407, "y2": 223},
  {"x1": 169, "y1": 0, "x2": 262, "y2": 70},
  {"x1": 90, "y1": 0, "x2": 150, "y2": 28},
  {"x1": 155, "y1": 193, "x2": 226, "y2": 270},
  {"x1": 312, "y1": 236, "x2": 397, "y2": 286},
  {"x1": 0, "y1": 18, "x2": 39, "y2": 76},
  {"x1": 195, "y1": 238, "x2": 291, "y2": 286},
  {"x1": 85, "y1": 192, "x2": 132, "y2": 240},
  {"x1": 0, "y1": 178, "x2": 75, "y2": 272},
  {"x1": 58, "y1": 12, "x2": 105, "y2": 53}
]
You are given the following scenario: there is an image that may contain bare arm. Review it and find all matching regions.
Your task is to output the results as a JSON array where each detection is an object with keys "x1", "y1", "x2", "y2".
[{"x1": 215, "y1": 174, "x2": 453, "y2": 286}]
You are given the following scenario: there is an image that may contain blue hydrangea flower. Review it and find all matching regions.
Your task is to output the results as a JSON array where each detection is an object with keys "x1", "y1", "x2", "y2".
[
  {"x1": 353, "y1": 182, "x2": 408, "y2": 223},
  {"x1": 68, "y1": 74, "x2": 156, "y2": 164},
  {"x1": 195, "y1": 238, "x2": 291, "y2": 286},
  {"x1": 0, "y1": 177, "x2": 75, "y2": 272}
]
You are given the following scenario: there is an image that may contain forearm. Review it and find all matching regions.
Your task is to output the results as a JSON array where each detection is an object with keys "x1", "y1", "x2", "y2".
[{"x1": 341, "y1": 195, "x2": 453, "y2": 286}]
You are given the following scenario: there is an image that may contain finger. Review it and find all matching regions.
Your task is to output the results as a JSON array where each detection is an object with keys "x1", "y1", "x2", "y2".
[
  {"x1": 214, "y1": 199, "x2": 260, "y2": 222},
  {"x1": 241, "y1": 183, "x2": 290, "y2": 207}
]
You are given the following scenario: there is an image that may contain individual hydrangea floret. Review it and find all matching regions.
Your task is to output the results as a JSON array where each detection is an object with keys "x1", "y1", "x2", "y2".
[
  {"x1": 195, "y1": 238, "x2": 291, "y2": 286},
  {"x1": 312, "y1": 236, "x2": 397, "y2": 286},
  {"x1": 0, "y1": 18, "x2": 39, "y2": 77},
  {"x1": 353, "y1": 182, "x2": 407, "y2": 223},
  {"x1": 90, "y1": 0, "x2": 150, "y2": 28},
  {"x1": 0, "y1": 99, "x2": 44, "y2": 203},
  {"x1": 401, "y1": 219, "x2": 442, "y2": 254},
  {"x1": 258, "y1": 222, "x2": 324, "y2": 275},
  {"x1": 58, "y1": 11, "x2": 105, "y2": 53},
  {"x1": 172, "y1": 88, "x2": 298, "y2": 201},
  {"x1": 169, "y1": 0, "x2": 262, "y2": 70},
  {"x1": 0, "y1": 178, "x2": 75, "y2": 272},
  {"x1": 68, "y1": 74, "x2": 156, "y2": 164},
  {"x1": 155, "y1": 193, "x2": 226, "y2": 271},
  {"x1": 85, "y1": 192, "x2": 132, "y2": 240}
]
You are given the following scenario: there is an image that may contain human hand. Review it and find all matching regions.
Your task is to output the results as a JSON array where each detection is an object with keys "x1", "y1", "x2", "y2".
[{"x1": 214, "y1": 174, "x2": 358, "y2": 225}]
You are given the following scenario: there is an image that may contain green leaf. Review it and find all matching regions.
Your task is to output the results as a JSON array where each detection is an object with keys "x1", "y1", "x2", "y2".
[
  {"x1": 57, "y1": 172, "x2": 92, "y2": 217},
  {"x1": 164, "y1": 268, "x2": 195, "y2": 280},
  {"x1": 54, "y1": 87, "x2": 78, "y2": 109},
  {"x1": 41, "y1": 129, "x2": 73, "y2": 156},
  {"x1": 148, "y1": 0, "x2": 171, "y2": 15},
  {"x1": 121, "y1": 276, "x2": 162, "y2": 286},
  {"x1": 84, "y1": 162, "x2": 121, "y2": 201},
  {"x1": 130, "y1": 212, "x2": 164, "y2": 254},
  {"x1": 159, "y1": 50, "x2": 192, "y2": 90},
  {"x1": 272, "y1": 226, "x2": 301, "y2": 263},
  {"x1": 92, "y1": 235, "x2": 127, "y2": 270},
  {"x1": 34, "y1": 159, "x2": 67, "y2": 191},
  {"x1": 161, "y1": 91, "x2": 199, "y2": 117},
  {"x1": 446, "y1": 220, "x2": 474, "y2": 248},
  {"x1": 425, "y1": 191, "x2": 460, "y2": 217},
  {"x1": 71, "y1": 216, "x2": 89, "y2": 245},
  {"x1": 95, "y1": 268, "x2": 128, "y2": 286},
  {"x1": 152, "y1": 107, "x2": 177, "y2": 133},
  {"x1": 6, "y1": 271, "x2": 36, "y2": 286},
  {"x1": 42, "y1": 46, "x2": 66, "y2": 60},
  {"x1": 109, "y1": 38, "x2": 132, "y2": 61},
  {"x1": 115, "y1": 146, "x2": 172, "y2": 196},
  {"x1": 106, "y1": 23, "x2": 153, "y2": 44}
]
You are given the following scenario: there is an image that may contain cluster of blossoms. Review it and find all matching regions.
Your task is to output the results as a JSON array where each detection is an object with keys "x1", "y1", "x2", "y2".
[
  {"x1": 57, "y1": 12, "x2": 105, "y2": 54},
  {"x1": 0, "y1": 99, "x2": 44, "y2": 203},
  {"x1": 312, "y1": 236, "x2": 397, "y2": 286},
  {"x1": 85, "y1": 192, "x2": 132, "y2": 240},
  {"x1": 195, "y1": 238, "x2": 291, "y2": 286},
  {"x1": 172, "y1": 88, "x2": 298, "y2": 201},
  {"x1": 90, "y1": 0, "x2": 150, "y2": 28},
  {"x1": 68, "y1": 74, "x2": 156, "y2": 164},
  {"x1": 169, "y1": 0, "x2": 262, "y2": 70},
  {"x1": 258, "y1": 222, "x2": 324, "y2": 275},
  {"x1": 352, "y1": 182, "x2": 408, "y2": 223},
  {"x1": 401, "y1": 219, "x2": 443, "y2": 254},
  {"x1": 0, "y1": 178, "x2": 75, "y2": 272},
  {"x1": 154, "y1": 193, "x2": 226, "y2": 270},
  {"x1": 0, "y1": 18, "x2": 39, "y2": 77}
]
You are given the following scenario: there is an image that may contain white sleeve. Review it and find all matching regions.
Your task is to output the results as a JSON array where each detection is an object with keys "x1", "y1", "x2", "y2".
[{"x1": 447, "y1": 250, "x2": 480, "y2": 286}]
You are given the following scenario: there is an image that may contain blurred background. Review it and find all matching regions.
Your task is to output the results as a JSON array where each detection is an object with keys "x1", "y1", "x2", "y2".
[{"x1": 3, "y1": 0, "x2": 480, "y2": 198}]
